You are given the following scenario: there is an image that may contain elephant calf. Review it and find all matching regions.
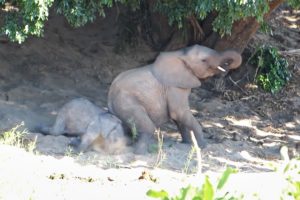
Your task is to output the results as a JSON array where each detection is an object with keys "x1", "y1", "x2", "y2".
[
  {"x1": 38, "y1": 98, "x2": 127, "y2": 154},
  {"x1": 108, "y1": 44, "x2": 242, "y2": 154}
]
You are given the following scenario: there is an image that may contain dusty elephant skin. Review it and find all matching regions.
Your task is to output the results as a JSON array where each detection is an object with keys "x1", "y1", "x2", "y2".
[
  {"x1": 38, "y1": 98, "x2": 127, "y2": 154},
  {"x1": 108, "y1": 44, "x2": 242, "y2": 154}
]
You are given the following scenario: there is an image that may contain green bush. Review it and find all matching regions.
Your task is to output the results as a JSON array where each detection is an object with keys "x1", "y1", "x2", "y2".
[
  {"x1": 1, "y1": 0, "x2": 299, "y2": 43},
  {"x1": 288, "y1": 0, "x2": 300, "y2": 9},
  {"x1": 147, "y1": 167, "x2": 242, "y2": 200},
  {"x1": 250, "y1": 45, "x2": 291, "y2": 93},
  {"x1": 0, "y1": 0, "x2": 139, "y2": 43},
  {"x1": 1, "y1": 0, "x2": 54, "y2": 43},
  {"x1": 155, "y1": 0, "x2": 269, "y2": 36}
]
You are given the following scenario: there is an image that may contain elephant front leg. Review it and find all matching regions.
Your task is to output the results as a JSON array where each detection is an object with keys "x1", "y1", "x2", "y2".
[
  {"x1": 167, "y1": 88, "x2": 207, "y2": 148},
  {"x1": 173, "y1": 111, "x2": 206, "y2": 148},
  {"x1": 174, "y1": 121, "x2": 192, "y2": 143}
]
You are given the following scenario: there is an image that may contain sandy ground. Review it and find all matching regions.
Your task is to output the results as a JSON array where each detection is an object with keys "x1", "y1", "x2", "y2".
[
  {"x1": 0, "y1": 145, "x2": 291, "y2": 200},
  {"x1": 0, "y1": 5, "x2": 299, "y2": 200}
]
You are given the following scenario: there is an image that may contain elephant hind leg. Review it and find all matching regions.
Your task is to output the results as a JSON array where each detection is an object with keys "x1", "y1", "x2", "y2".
[
  {"x1": 48, "y1": 117, "x2": 66, "y2": 136},
  {"x1": 121, "y1": 107, "x2": 157, "y2": 154}
]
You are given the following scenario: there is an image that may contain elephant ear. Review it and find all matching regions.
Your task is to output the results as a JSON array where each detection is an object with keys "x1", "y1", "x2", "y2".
[{"x1": 151, "y1": 53, "x2": 201, "y2": 88}]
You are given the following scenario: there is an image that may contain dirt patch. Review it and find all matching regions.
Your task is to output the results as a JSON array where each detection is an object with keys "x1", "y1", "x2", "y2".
[{"x1": 0, "y1": 5, "x2": 299, "y2": 180}]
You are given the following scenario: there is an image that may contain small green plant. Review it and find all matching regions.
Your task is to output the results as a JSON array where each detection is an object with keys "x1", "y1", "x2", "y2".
[
  {"x1": 280, "y1": 159, "x2": 300, "y2": 200},
  {"x1": 128, "y1": 119, "x2": 138, "y2": 142},
  {"x1": 65, "y1": 146, "x2": 75, "y2": 157},
  {"x1": 0, "y1": 123, "x2": 36, "y2": 152},
  {"x1": 104, "y1": 157, "x2": 121, "y2": 169},
  {"x1": 147, "y1": 167, "x2": 241, "y2": 200},
  {"x1": 250, "y1": 45, "x2": 291, "y2": 94},
  {"x1": 27, "y1": 135, "x2": 37, "y2": 153},
  {"x1": 182, "y1": 131, "x2": 202, "y2": 175},
  {"x1": 149, "y1": 143, "x2": 159, "y2": 153},
  {"x1": 154, "y1": 129, "x2": 166, "y2": 168},
  {"x1": 183, "y1": 146, "x2": 197, "y2": 174},
  {"x1": 0, "y1": 124, "x2": 26, "y2": 146}
]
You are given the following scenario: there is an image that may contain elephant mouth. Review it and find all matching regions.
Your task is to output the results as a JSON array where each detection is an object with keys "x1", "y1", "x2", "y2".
[{"x1": 196, "y1": 66, "x2": 227, "y2": 81}]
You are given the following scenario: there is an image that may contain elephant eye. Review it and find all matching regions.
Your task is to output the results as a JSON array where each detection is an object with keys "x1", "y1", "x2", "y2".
[{"x1": 201, "y1": 59, "x2": 207, "y2": 63}]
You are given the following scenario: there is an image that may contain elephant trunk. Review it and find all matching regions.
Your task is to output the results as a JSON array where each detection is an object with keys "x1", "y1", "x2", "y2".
[{"x1": 220, "y1": 50, "x2": 242, "y2": 70}]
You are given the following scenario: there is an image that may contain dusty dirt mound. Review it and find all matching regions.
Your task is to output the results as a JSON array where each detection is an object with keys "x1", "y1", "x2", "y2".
[{"x1": 0, "y1": 5, "x2": 299, "y2": 176}]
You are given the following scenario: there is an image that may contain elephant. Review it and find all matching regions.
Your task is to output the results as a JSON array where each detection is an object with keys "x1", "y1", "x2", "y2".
[
  {"x1": 108, "y1": 44, "x2": 242, "y2": 154},
  {"x1": 38, "y1": 98, "x2": 128, "y2": 154}
]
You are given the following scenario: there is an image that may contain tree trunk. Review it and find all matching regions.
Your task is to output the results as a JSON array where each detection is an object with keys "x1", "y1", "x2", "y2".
[{"x1": 210, "y1": 18, "x2": 260, "y2": 53}]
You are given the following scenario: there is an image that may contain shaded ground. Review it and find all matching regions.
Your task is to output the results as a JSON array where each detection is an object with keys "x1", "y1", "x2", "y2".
[{"x1": 0, "y1": 5, "x2": 299, "y2": 199}]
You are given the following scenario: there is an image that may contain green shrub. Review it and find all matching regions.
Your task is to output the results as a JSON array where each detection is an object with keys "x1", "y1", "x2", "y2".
[
  {"x1": 155, "y1": 0, "x2": 269, "y2": 36},
  {"x1": 1, "y1": 0, "x2": 54, "y2": 43},
  {"x1": 1, "y1": 0, "x2": 299, "y2": 43},
  {"x1": 250, "y1": 45, "x2": 291, "y2": 93},
  {"x1": 0, "y1": 0, "x2": 139, "y2": 43},
  {"x1": 147, "y1": 167, "x2": 241, "y2": 200}
]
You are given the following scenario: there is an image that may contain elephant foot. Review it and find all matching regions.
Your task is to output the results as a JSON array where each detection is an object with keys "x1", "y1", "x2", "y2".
[
  {"x1": 68, "y1": 137, "x2": 84, "y2": 153},
  {"x1": 182, "y1": 137, "x2": 207, "y2": 149},
  {"x1": 134, "y1": 142, "x2": 149, "y2": 155},
  {"x1": 69, "y1": 137, "x2": 81, "y2": 147},
  {"x1": 198, "y1": 139, "x2": 207, "y2": 149},
  {"x1": 133, "y1": 133, "x2": 156, "y2": 154}
]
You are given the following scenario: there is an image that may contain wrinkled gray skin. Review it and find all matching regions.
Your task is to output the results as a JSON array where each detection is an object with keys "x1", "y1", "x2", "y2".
[
  {"x1": 108, "y1": 45, "x2": 242, "y2": 154},
  {"x1": 39, "y1": 98, "x2": 127, "y2": 154}
]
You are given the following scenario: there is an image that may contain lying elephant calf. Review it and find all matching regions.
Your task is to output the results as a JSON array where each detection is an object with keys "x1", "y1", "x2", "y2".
[
  {"x1": 38, "y1": 98, "x2": 128, "y2": 154},
  {"x1": 108, "y1": 44, "x2": 242, "y2": 154}
]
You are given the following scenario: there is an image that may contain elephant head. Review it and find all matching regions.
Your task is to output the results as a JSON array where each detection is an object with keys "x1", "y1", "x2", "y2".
[{"x1": 152, "y1": 45, "x2": 242, "y2": 88}]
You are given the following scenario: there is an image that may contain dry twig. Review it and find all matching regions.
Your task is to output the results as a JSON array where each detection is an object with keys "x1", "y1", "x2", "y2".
[
  {"x1": 279, "y1": 49, "x2": 300, "y2": 56},
  {"x1": 229, "y1": 76, "x2": 248, "y2": 95},
  {"x1": 190, "y1": 131, "x2": 202, "y2": 175}
]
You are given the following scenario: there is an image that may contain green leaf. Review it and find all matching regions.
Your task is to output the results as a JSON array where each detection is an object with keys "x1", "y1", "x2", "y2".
[
  {"x1": 147, "y1": 189, "x2": 169, "y2": 199},
  {"x1": 202, "y1": 176, "x2": 214, "y2": 200},
  {"x1": 217, "y1": 167, "x2": 237, "y2": 190},
  {"x1": 180, "y1": 186, "x2": 191, "y2": 199},
  {"x1": 284, "y1": 163, "x2": 291, "y2": 173}
]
